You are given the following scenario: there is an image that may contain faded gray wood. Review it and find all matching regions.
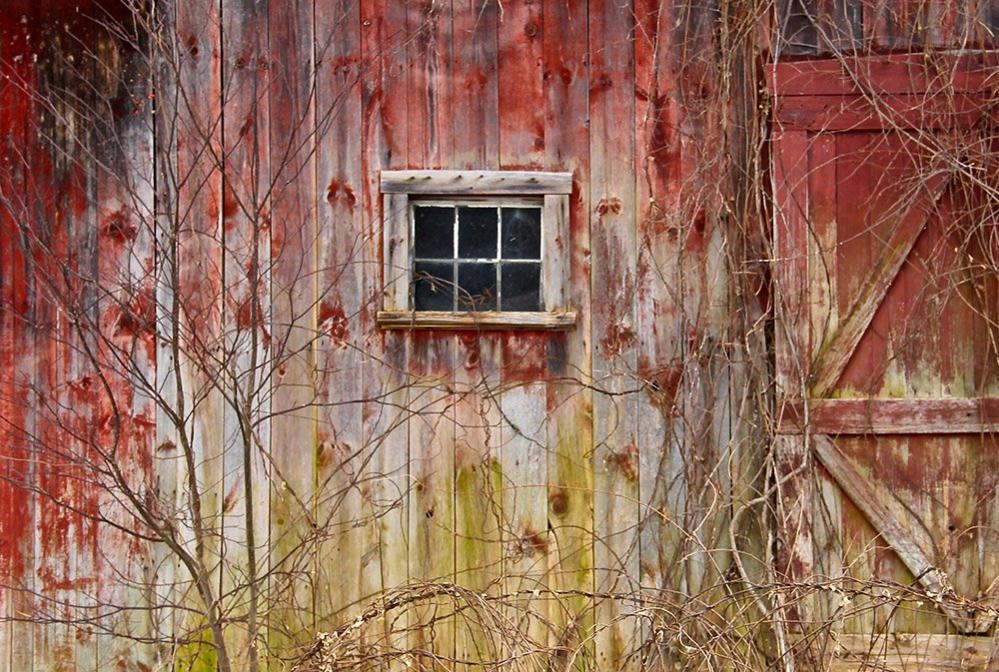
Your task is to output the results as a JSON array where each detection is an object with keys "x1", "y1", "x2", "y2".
[
  {"x1": 542, "y1": 194, "x2": 570, "y2": 312},
  {"x1": 380, "y1": 169, "x2": 573, "y2": 194},
  {"x1": 382, "y1": 193, "x2": 411, "y2": 311}
]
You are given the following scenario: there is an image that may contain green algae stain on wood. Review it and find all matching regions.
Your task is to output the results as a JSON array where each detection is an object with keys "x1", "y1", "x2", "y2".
[
  {"x1": 174, "y1": 626, "x2": 218, "y2": 672},
  {"x1": 453, "y1": 334, "x2": 506, "y2": 669},
  {"x1": 546, "y1": 338, "x2": 596, "y2": 668}
]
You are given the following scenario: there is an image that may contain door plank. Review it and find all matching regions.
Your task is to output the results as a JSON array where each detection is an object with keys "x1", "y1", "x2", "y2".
[
  {"x1": 779, "y1": 398, "x2": 999, "y2": 434},
  {"x1": 773, "y1": 129, "x2": 815, "y2": 619}
]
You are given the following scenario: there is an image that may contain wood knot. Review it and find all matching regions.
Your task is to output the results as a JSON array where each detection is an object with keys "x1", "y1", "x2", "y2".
[
  {"x1": 519, "y1": 526, "x2": 548, "y2": 556},
  {"x1": 549, "y1": 487, "x2": 569, "y2": 517},
  {"x1": 524, "y1": 21, "x2": 539, "y2": 38},
  {"x1": 102, "y1": 208, "x2": 137, "y2": 242},
  {"x1": 596, "y1": 197, "x2": 622, "y2": 216}
]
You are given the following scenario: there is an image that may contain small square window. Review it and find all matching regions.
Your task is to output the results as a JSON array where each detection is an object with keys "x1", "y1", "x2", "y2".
[
  {"x1": 411, "y1": 203, "x2": 542, "y2": 313},
  {"x1": 378, "y1": 169, "x2": 576, "y2": 330}
]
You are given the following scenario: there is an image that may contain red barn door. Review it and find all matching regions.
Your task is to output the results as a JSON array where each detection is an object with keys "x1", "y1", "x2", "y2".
[{"x1": 771, "y1": 54, "x2": 999, "y2": 668}]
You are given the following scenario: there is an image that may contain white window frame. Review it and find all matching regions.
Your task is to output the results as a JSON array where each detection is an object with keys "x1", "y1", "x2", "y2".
[{"x1": 377, "y1": 170, "x2": 576, "y2": 331}]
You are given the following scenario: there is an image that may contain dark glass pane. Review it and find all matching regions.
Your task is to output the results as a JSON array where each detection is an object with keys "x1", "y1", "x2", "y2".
[
  {"x1": 413, "y1": 206, "x2": 454, "y2": 259},
  {"x1": 501, "y1": 262, "x2": 541, "y2": 311},
  {"x1": 458, "y1": 206, "x2": 498, "y2": 258},
  {"x1": 414, "y1": 261, "x2": 454, "y2": 310},
  {"x1": 501, "y1": 207, "x2": 541, "y2": 259},
  {"x1": 457, "y1": 262, "x2": 497, "y2": 311}
]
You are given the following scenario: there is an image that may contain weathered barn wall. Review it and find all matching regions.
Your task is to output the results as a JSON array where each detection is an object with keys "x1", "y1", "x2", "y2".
[
  {"x1": 0, "y1": 2, "x2": 738, "y2": 668},
  {"x1": 1, "y1": 1, "x2": 999, "y2": 671}
]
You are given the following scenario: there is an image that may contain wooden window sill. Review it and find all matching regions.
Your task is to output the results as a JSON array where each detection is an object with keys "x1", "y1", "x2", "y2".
[{"x1": 376, "y1": 310, "x2": 577, "y2": 331}]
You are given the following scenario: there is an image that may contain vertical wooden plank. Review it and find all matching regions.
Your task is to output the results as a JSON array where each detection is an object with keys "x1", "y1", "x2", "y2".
[
  {"x1": 453, "y1": 331, "x2": 504, "y2": 669},
  {"x1": 379, "y1": 5, "x2": 414, "y2": 664},
  {"x1": 407, "y1": 0, "x2": 453, "y2": 171},
  {"x1": 360, "y1": 0, "x2": 411, "y2": 663},
  {"x1": 174, "y1": 0, "x2": 227, "y2": 664},
  {"x1": 633, "y1": 3, "x2": 685, "y2": 666},
  {"x1": 543, "y1": 0, "x2": 594, "y2": 668},
  {"x1": 33, "y1": 162, "x2": 74, "y2": 672},
  {"x1": 772, "y1": 129, "x2": 814, "y2": 627},
  {"x1": 152, "y1": 1, "x2": 182, "y2": 662},
  {"x1": 0, "y1": 19, "x2": 36, "y2": 669},
  {"x1": 15, "y1": 29, "x2": 42, "y2": 672},
  {"x1": 267, "y1": 0, "x2": 317, "y2": 660},
  {"x1": 314, "y1": 0, "x2": 365, "y2": 641},
  {"x1": 451, "y1": 1, "x2": 504, "y2": 668},
  {"x1": 93, "y1": 22, "x2": 158, "y2": 670},
  {"x1": 673, "y1": 0, "x2": 728, "y2": 605},
  {"x1": 498, "y1": 0, "x2": 544, "y2": 171},
  {"x1": 542, "y1": 194, "x2": 570, "y2": 313},
  {"x1": 382, "y1": 192, "x2": 410, "y2": 312},
  {"x1": 73, "y1": 48, "x2": 101, "y2": 668},
  {"x1": 497, "y1": 339, "x2": 550, "y2": 663},
  {"x1": 589, "y1": 0, "x2": 639, "y2": 669},
  {"x1": 407, "y1": 333, "x2": 455, "y2": 670},
  {"x1": 27, "y1": 22, "x2": 100, "y2": 670},
  {"x1": 808, "y1": 135, "x2": 838, "y2": 359},
  {"x1": 151, "y1": 1, "x2": 193, "y2": 663},
  {"x1": 453, "y1": 0, "x2": 500, "y2": 169},
  {"x1": 220, "y1": 0, "x2": 270, "y2": 666},
  {"x1": 772, "y1": 129, "x2": 810, "y2": 416},
  {"x1": 403, "y1": 13, "x2": 455, "y2": 661},
  {"x1": 807, "y1": 133, "x2": 841, "y2": 628},
  {"x1": 497, "y1": 1, "x2": 549, "y2": 665}
]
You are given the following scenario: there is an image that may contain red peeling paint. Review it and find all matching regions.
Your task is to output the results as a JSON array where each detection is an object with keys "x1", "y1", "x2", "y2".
[
  {"x1": 501, "y1": 333, "x2": 548, "y2": 383},
  {"x1": 684, "y1": 209, "x2": 706, "y2": 252},
  {"x1": 102, "y1": 208, "x2": 138, "y2": 242},
  {"x1": 642, "y1": 362, "x2": 683, "y2": 415},
  {"x1": 114, "y1": 290, "x2": 155, "y2": 341},
  {"x1": 326, "y1": 178, "x2": 358, "y2": 210},
  {"x1": 318, "y1": 299, "x2": 350, "y2": 345},
  {"x1": 601, "y1": 322, "x2": 637, "y2": 358},
  {"x1": 521, "y1": 525, "x2": 548, "y2": 556},
  {"x1": 606, "y1": 442, "x2": 639, "y2": 483}
]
